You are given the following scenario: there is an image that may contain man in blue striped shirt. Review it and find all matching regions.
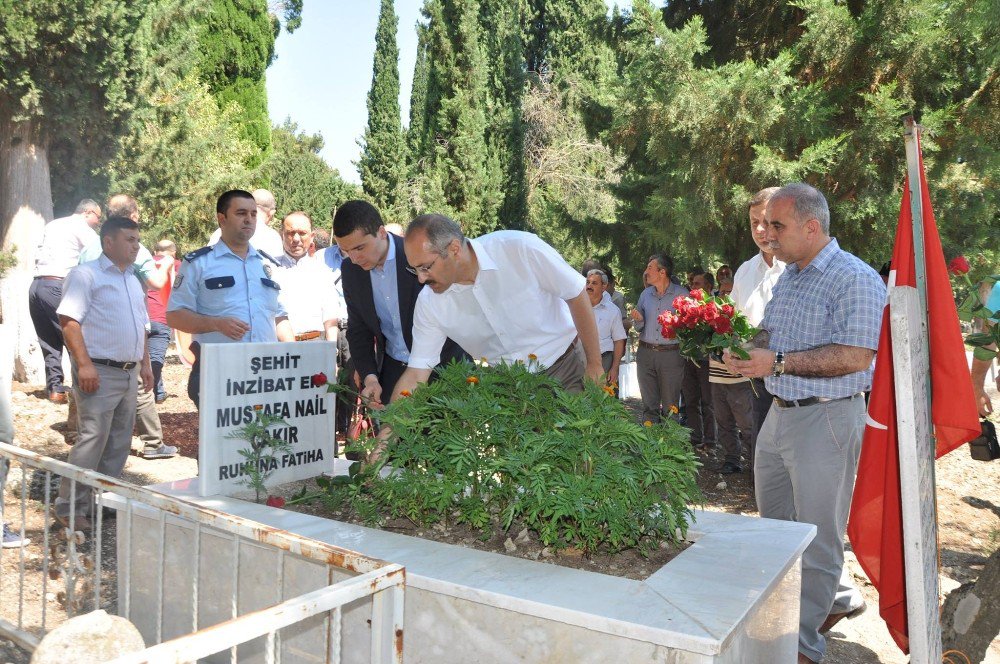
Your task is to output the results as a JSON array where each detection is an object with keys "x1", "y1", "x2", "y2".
[{"x1": 727, "y1": 183, "x2": 885, "y2": 664}]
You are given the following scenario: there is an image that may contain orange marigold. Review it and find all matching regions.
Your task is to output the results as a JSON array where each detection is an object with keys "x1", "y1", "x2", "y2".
[
  {"x1": 643, "y1": 420, "x2": 653, "y2": 427},
  {"x1": 399, "y1": 390, "x2": 412, "y2": 397},
  {"x1": 467, "y1": 376, "x2": 480, "y2": 384},
  {"x1": 528, "y1": 353, "x2": 538, "y2": 362},
  {"x1": 253, "y1": 404, "x2": 264, "y2": 411},
  {"x1": 668, "y1": 404, "x2": 679, "y2": 415}
]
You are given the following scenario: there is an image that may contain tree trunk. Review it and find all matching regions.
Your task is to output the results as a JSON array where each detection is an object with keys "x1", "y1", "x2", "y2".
[
  {"x1": 0, "y1": 108, "x2": 52, "y2": 384},
  {"x1": 941, "y1": 546, "x2": 1000, "y2": 663}
]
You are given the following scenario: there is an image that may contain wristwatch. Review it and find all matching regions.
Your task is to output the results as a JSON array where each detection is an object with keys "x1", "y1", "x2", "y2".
[{"x1": 772, "y1": 351, "x2": 786, "y2": 377}]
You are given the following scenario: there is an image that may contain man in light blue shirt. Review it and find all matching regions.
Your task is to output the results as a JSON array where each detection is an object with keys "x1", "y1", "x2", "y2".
[
  {"x1": 727, "y1": 183, "x2": 885, "y2": 663},
  {"x1": 167, "y1": 190, "x2": 293, "y2": 406}
]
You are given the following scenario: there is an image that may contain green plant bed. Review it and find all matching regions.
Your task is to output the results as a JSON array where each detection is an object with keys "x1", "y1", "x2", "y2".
[{"x1": 311, "y1": 360, "x2": 702, "y2": 556}]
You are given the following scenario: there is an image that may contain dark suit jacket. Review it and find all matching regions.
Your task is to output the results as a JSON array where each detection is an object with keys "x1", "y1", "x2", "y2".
[{"x1": 342, "y1": 233, "x2": 465, "y2": 382}]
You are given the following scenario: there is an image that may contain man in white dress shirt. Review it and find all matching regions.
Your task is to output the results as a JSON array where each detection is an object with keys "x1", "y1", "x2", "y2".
[
  {"x1": 274, "y1": 211, "x2": 345, "y2": 342},
  {"x1": 28, "y1": 199, "x2": 102, "y2": 402},
  {"x1": 729, "y1": 186, "x2": 786, "y2": 433},
  {"x1": 55, "y1": 217, "x2": 153, "y2": 528},
  {"x1": 586, "y1": 269, "x2": 626, "y2": 383},
  {"x1": 390, "y1": 213, "x2": 603, "y2": 398}
]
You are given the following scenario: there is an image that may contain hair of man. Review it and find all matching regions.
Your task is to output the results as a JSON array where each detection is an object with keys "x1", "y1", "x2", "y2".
[
  {"x1": 283, "y1": 211, "x2": 313, "y2": 229},
  {"x1": 407, "y1": 213, "x2": 465, "y2": 255},
  {"x1": 100, "y1": 216, "x2": 139, "y2": 243},
  {"x1": 106, "y1": 194, "x2": 139, "y2": 221},
  {"x1": 749, "y1": 186, "x2": 781, "y2": 210},
  {"x1": 155, "y1": 239, "x2": 176, "y2": 254},
  {"x1": 587, "y1": 268, "x2": 609, "y2": 285},
  {"x1": 649, "y1": 253, "x2": 674, "y2": 278},
  {"x1": 332, "y1": 199, "x2": 384, "y2": 238},
  {"x1": 216, "y1": 189, "x2": 255, "y2": 216},
  {"x1": 252, "y1": 188, "x2": 277, "y2": 213},
  {"x1": 74, "y1": 199, "x2": 101, "y2": 215},
  {"x1": 771, "y1": 182, "x2": 830, "y2": 233}
]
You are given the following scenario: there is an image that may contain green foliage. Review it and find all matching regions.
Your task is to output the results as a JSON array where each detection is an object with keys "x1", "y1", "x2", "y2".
[
  {"x1": 0, "y1": 246, "x2": 18, "y2": 279},
  {"x1": 258, "y1": 120, "x2": 361, "y2": 229},
  {"x1": 226, "y1": 409, "x2": 295, "y2": 502},
  {"x1": 0, "y1": 1, "x2": 154, "y2": 214},
  {"x1": 197, "y1": 0, "x2": 276, "y2": 168},
  {"x1": 322, "y1": 360, "x2": 702, "y2": 554},
  {"x1": 359, "y1": 0, "x2": 408, "y2": 220}
]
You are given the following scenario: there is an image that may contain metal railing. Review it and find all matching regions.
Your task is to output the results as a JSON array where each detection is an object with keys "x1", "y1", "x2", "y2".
[{"x1": 0, "y1": 442, "x2": 404, "y2": 663}]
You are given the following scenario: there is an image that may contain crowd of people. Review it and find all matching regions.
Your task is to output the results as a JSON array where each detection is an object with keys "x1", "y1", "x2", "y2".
[{"x1": 8, "y1": 181, "x2": 998, "y2": 663}]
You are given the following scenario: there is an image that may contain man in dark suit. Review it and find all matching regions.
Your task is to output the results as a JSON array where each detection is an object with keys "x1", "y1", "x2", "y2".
[{"x1": 333, "y1": 200, "x2": 464, "y2": 407}]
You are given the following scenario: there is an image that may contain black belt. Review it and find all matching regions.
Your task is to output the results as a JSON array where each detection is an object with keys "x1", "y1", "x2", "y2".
[
  {"x1": 91, "y1": 358, "x2": 138, "y2": 370},
  {"x1": 639, "y1": 340, "x2": 679, "y2": 352},
  {"x1": 773, "y1": 392, "x2": 863, "y2": 408}
]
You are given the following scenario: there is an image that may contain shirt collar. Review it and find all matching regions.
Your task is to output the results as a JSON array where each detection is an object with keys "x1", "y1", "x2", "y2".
[
  {"x1": 212, "y1": 240, "x2": 261, "y2": 261},
  {"x1": 98, "y1": 253, "x2": 123, "y2": 273},
  {"x1": 791, "y1": 238, "x2": 839, "y2": 274},
  {"x1": 468, "y1": 237, "x2": 498, "y2": 272},
  {"x1": 384, "y1": 236, "x2": 396, "y2": 264}
]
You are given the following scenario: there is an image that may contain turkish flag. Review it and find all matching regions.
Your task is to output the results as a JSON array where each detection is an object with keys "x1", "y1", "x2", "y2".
[{"x1": 846, "y1": 133, "x2": 981, "y2": 653}]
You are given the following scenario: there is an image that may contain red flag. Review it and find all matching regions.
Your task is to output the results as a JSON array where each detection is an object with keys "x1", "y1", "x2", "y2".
[{"x1": 847, "y1": 133, "x2": 981, "y2": 653}]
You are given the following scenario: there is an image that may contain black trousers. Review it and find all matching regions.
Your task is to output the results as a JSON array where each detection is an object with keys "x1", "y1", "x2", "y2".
[{"x1": 28, "y1": 278, "x2": 66, "y2": 393}]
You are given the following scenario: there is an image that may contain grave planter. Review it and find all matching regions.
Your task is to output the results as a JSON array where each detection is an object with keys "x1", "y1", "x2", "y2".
[{"x1": 111, "y1": 459, "x2": 814, "y2": 664}]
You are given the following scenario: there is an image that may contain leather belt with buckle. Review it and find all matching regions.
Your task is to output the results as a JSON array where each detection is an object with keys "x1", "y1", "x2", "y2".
[
  {"x1": 294, "y1": 331, "x2": 322, "y2": 341},
  {"x1": 91, "y1": 358, "x2": 138, "y2": 370},
  {"x1": 639, "y1": 340, "x2": 679, "y2": 352},
  {"x1": 773, "y1": 392, "x2": 864, "y2": 408}
]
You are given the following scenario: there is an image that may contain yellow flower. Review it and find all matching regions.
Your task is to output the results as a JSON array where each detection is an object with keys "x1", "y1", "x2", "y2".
[
  {"x1": 399, "y1": 390, "x2": 412, "y2": 397},
  {"x1": 528, "y1": 353, "x2": 538, "y2": 362},
  {"x1": 253, "y1": 404, "x2": 263, "y2": 411},
  {"x1": 467, "y1": 376, "x2": 480, "y2": 384},
  {"x1": 479, "y1": 357, "x2": 489, "y2": 367},
  {"x1": 668, "y1": 405, "x2": 679, "y2": 415},
  {"x1": 602, "y1": 385, "x2": 615, "y2": 396},
  {"x1": 643, "y1": 420, "x2": 653, "y2": 427}
]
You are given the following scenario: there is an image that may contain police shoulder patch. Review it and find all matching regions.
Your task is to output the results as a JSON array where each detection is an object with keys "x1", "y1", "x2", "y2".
[{"x1": 183, "y1": 246, "x2": 212, "y2": 262}]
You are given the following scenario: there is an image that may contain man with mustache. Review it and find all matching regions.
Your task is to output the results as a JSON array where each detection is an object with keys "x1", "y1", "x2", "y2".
[
  {"x1": 726, "y1": 183, "x2": 884, "y2": 663},
  {"x1": 167, "y1": 190, "x2": 294, "y2": 406},
  {"x1": 388, "y1": 213, "x2": 603, "y2": 399},
  {"x1": 586, "y1": 269, "x2": 626, "y2": 385},
  {"x1": 333, "y1": 201, "x2": 465, "y2": 409}
]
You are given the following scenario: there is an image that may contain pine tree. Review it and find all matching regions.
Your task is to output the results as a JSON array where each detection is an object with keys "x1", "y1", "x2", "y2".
[{"x1": 359, "y1": 0, "x2": 408, "y2": 221}]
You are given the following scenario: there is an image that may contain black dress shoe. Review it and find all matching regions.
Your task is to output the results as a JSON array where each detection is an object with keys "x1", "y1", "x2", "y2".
[{"x1": 718, "y1": 461, "x2": 743, "y2": 474}]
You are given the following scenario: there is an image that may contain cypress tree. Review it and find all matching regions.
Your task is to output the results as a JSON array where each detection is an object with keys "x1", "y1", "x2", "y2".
[
  {"x1": 359, "y1": 0, "x2": 408, "y2": 220},
  {"x1": 198, "y1": 0, "x2": 276, "y2": 169}
]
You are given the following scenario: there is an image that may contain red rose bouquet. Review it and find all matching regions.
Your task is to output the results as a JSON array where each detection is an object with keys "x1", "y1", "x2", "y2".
[{"x1": 658, "y1": 289, "x2": 758, "y2": 364}]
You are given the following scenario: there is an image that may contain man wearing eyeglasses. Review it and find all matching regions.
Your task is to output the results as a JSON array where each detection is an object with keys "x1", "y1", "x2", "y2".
[
  {"x1": 333, "y1": 201, "x2": 465, "y2": 409},
  {"x1": 389, "y1": 214, "x2": 604, "y2": 400},
  {"x1": 29, "y1": 199, "x2": 103, "y2": 403}
]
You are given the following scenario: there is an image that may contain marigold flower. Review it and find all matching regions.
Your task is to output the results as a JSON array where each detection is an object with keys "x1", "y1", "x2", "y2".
[
  {"x1": 399, "y1": 390, "x2": 412, "y2": 397},
  {"x1": 643, "y1": 420, "x2": 653, "y2": 427},
  {"x1": 528, "y1": 353, "x2": 538, "y2": 362},
  {"x1": 467, "y1": 376, "x2": 480, "y2": 384},
  {"x1": 253, "y1": 404, "x2": 264, "y2": 411},
  {"x1": 668, "y1": 405, "x2": 679, "y2": 415},
  {"x1": 602, "y1": 385, "x2": 615, "y2": 396}
]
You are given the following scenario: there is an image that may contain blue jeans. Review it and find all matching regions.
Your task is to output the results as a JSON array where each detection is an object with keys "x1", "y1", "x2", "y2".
[{"x1": 147, "y1": 321, "x2": 171, "y2": 400}]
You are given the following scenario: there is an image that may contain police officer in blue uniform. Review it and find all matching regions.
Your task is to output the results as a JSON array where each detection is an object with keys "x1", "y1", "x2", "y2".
[{"x1": 167, "y1": 189, "x2": 294, "y2": 406}]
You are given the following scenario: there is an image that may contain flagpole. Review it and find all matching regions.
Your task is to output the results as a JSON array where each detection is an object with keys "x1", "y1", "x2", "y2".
[{"x1": 897, "y1": 118, "x2": 942, "y2": 663}]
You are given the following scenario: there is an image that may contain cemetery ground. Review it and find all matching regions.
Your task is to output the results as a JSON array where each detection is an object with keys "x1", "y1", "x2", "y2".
[{"x1": 3, "y1": 351, "x2": 999, "y2": 663}]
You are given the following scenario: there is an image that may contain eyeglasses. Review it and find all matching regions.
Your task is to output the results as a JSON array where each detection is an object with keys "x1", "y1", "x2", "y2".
[{"x1": 405, "y1": 254, "x2": 442, "y2": 276}]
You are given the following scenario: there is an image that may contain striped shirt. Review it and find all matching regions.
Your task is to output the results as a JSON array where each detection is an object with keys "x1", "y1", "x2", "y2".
[
  {"x1": 762, "y1": 239, "x2": 885, "y2": 400},
  {"x1": 58, "y1": 255, "x2": 149, "y2": 362}
]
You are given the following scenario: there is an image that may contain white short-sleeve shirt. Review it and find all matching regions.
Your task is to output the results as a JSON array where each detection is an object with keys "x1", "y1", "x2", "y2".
[
  {"x1": 730, "y1": 252, "x2": 786, "y2": 327},
  {"x1": 33, "y1": 214, "x2": 98, "y2": 278},
  {"x1": 593, "y1": 292, "x2": 627, "y2": 353},
  {"x1": 274, "y1": 255, "x2": 345, "y2": 335},
  {"x1": 408, "y1": 231, "x2": 585, "y2": 371}
]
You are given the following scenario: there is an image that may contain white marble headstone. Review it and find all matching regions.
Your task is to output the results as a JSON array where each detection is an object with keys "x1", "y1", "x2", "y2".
[{"x1": 198, "y1": 341, "x2": 336, "y2": 497}]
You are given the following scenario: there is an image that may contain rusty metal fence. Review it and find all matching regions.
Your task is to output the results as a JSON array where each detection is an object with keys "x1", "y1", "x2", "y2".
[{"x1": 0, "y1": 442, "x2": 404, "y2": 663}]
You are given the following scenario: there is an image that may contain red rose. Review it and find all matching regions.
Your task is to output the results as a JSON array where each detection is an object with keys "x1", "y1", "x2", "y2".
[
  {"x1": 702, "y1": 301, "x2": 720, "y2": 321},
  {"x1": 266, "y1": 495, "x2": 286, "y2": 508},
  {"x1": 311, "y1": 372, "x2": 328, "y2": 387},
  {"x1": 948, "y1": 256, "x2": 970, "y2": 275},
  {"x1": 721, "y1": 304, "x2": 735, "y2": 318},
  {"x1": 662, "y1": 325, "x2": 678, "y2": 339},
  {"x1": 689, "y1": 289, "x2": 705, "y2": 301},
  {"x1": 711, "y1": 317, "x2": 733, "y2": 334}
]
